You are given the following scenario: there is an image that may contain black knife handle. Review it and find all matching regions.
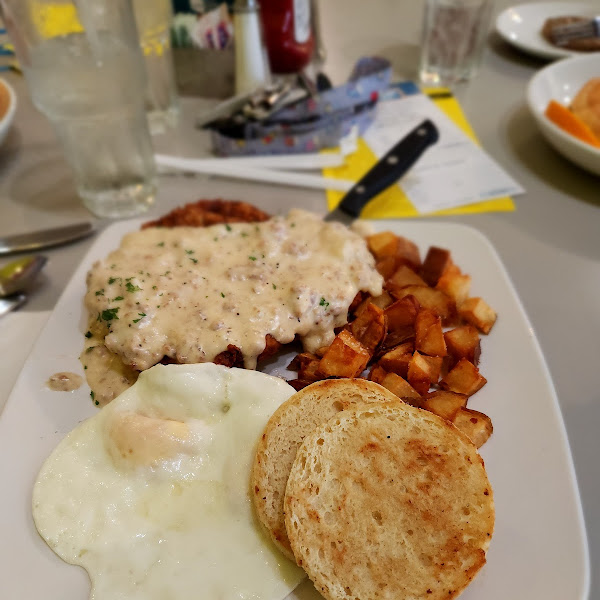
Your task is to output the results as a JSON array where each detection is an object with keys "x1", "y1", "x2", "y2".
[{"x1": 338, "y1": 119, "x2": 439, "y2": 217}]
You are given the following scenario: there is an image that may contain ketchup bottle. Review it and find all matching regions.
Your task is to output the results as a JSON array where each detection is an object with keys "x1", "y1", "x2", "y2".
[{"x1": 259, "y1": 0, "x2": 315, "y2": 74}]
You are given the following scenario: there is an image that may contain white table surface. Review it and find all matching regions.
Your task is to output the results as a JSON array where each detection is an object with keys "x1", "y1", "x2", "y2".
[{"x1": 0, "y1": 0, "x2": 597, "y2": 596}]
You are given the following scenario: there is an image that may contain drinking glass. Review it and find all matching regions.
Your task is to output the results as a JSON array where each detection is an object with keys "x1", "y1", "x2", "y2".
[
  {"x1": 1, "y1": 0, "x2": 157, "y2": 218},
  {"x1": 419, "y1": 0, "x2": 493, "y2": 87},
  {"x1": 133, "y1": 0, "x2": 180, "y2": 134}
]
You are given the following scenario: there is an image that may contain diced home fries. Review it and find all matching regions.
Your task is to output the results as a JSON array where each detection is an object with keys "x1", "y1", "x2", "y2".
[{"x1": 288, "y1": 231, "x2": 497, "y2": 447}]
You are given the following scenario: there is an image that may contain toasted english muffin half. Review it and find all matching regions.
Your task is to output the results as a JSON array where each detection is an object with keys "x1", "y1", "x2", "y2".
[
  {"x1": 251, "y1": 379, "x2": 401, "y2": 559},
  {"x1": 284, "y1": 402, "x2": 494, "y2": 600}
]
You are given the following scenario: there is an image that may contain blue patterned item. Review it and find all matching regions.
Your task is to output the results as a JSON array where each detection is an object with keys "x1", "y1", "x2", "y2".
[{"x1": 209, "y1": 57, "x2": 393, "y2": 156}]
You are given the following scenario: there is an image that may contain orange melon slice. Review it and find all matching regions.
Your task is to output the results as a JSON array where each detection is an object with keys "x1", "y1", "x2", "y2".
[{"x1": 544, "y1": 100, "x2": 600, "y2": 148}]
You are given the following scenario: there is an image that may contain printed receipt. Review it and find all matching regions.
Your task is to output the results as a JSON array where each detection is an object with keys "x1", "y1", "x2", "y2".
[{"x1": 362, "y1": 94, "x2": 524, "y2": 213}]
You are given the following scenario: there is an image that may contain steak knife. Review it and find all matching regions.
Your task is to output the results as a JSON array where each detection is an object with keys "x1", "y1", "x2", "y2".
[
  {"x1": 325, "y1": 119, "x2": 439, "y2": 224},
  {"x1": 0, "y1": 222, "x2": 96, "y2": 255}
]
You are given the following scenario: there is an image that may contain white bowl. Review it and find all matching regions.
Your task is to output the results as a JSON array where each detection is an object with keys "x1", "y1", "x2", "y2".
[
  {"x1": 0, "y1": 78, "x2": 16, "y2": 147},
  {"x1": 526, "y1": 54, "x2": 600, "y2": 177}
]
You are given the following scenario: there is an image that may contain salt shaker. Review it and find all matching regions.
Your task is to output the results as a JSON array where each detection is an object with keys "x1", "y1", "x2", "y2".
[{"x1": 233, "y1": 0, "x2": 271, "y2": 95}]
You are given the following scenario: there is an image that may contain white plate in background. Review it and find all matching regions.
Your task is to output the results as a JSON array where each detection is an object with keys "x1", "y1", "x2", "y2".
[
  {"x1": 496, "y1": 1, "x2": 599, "y2": 60},
  {"x1": 0, "y1": 218, "x2": 590, "y2": 600}
]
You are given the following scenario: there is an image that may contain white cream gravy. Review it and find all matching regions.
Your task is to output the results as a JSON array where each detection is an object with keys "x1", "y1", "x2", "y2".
[
  {"x1": 82, "y1": 210, "x2": 382, "y2": 400},
  {"x1": 47, "y1": 372, "x2": 83, "y2": 392}
]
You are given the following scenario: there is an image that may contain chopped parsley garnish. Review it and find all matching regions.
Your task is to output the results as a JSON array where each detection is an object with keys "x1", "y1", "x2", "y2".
[
  {"x1": 221, "y1": 292, "x2": 225, "y2": 298},
  {"x1": 95, "y1": 289, "x2": 104, "y2": 296},
  {"x1": 152, "y1": 285, "x2": 157, "y2": 290},
  {"x1": 110, "y1": 264, "x2": 116, "y2": 269},
  {"x1": 273, "y1": 284, "x2": 277, "y2": 290},
  {"x1": 90, "y1": 391, "x2": 95, "y2": 400},
  {"x1": 319, "y1": 297, "x2": 330, "y2": 309},
  {"x1": 113, "y1": 296, "x2": 124, "y2": 301},
  {"x1": 157, "y1": 241, "x2": 165, "y2": 247},
  {"x1": 132, "y1": 312, "x2": 146, "y2": 324},
  {"x1": 108, "y1": 277, "x2": 118, "y2": 285},
  {"x1": 84, "y1": 331, "x2": 92, "y2": 338},
  {"x1": 190, "y1": 257, "x2": 198, "y2": 264},
  {"x1": 241, "y1": 232, "x2": 248, "y2": 238},
  {"x1": 126, "y1": 282, "x2": 142, "y2": 293},
  {"x1": 249, "y1": 256, "x2": 257, "y2": 261},
  {"x1": 185, "y1": 249, "x2": 194, "y2": 255},
  {"x1": 101, "y1": 307, "x2": 120, "y2": 321},
  {"x1": 225, "y1": 224, "x2": 232, "y2": 232}
]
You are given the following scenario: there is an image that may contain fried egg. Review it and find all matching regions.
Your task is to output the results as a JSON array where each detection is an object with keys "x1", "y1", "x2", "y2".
[{"x1": 32, "y1": 363, "x2": 305, "y2": 600}]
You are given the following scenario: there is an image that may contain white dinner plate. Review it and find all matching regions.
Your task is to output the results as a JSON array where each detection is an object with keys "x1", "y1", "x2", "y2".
[
  {"x1": 495, "y1": 1, "x2": 599, "y2": 60},
  {"x1": 0, "y1": 218, "x2": 590, "y2": 600}
]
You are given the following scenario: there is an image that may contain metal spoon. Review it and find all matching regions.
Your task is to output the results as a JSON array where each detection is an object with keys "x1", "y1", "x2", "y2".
[
  {"x1": 0, "y1": 255, "x2": 47, "y2": 297},
  {"x1": 0, "y1": 255, "x2": 47, "y2": 317}
]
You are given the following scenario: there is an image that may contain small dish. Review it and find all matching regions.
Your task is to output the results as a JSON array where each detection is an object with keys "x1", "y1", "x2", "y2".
[
  {"x1": 496, "y1": 1, "x2": 599, "y2": 60},
  {"x1": 526, "y1": 53, "x2": 600, "y2": 176},
  {"x1": 0, "y1": 77, "x2": 16, "y2": 146}
]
